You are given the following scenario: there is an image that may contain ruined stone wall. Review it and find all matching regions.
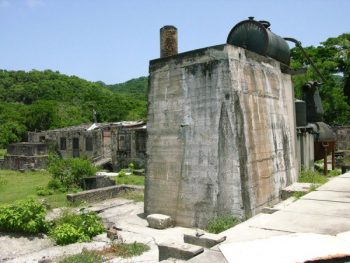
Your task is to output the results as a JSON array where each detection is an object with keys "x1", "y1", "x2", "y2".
[
  {"x1": 111, "y1": 127, "x2": 147, "y2": 171},
  {"x1": 145, "y1": 44, "x2": 298, "y2": 227},
  {"x1": 28, "y1": 129, "x2": 103, "y2": 160},
  {"x1": 333, "y1": 126, "x2": 350, "y2": 152}
]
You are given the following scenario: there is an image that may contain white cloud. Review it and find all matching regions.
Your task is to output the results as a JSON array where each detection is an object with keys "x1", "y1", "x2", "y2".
[{"x1": 25, "y1": 0, "x2": 43, "y2": 8}]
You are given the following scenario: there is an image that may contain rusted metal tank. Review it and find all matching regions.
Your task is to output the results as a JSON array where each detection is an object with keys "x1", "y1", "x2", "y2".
[
  {"x1": 313, "y1": 122, "x2": 336, "y2": 174},
  {"x1": 227, "y1": 17, "x2": 290, "y2": 65}
]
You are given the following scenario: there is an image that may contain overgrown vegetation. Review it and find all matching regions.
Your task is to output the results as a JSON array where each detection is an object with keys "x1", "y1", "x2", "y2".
[
  {"x1": 48, "y1": 156, "x2": 97, "y2": 190},
  {"x1": 59, "y1": 249, "x2": 103, "y2": 263},
  {"x1": 0, "y1": 149, "x2": 6, "y2": 159},
  {"x1": 49, "y1": 210, "x2": 104, "y2": 245},
  {"x1": 0, "y1": 198, "x2": 49, "y2": 234},
  {"x1": 59, "y1": 242, "x2": 150, "y2": 262},
  {"x1": 206, "y1": 215, "x2": 240, "y2": 234},
  {"x1": 298, "y1": 169, "x2": 328, "y2": 184},
  {"x1": 115, "y1": 174, "x2": 145, "y2": 186}
]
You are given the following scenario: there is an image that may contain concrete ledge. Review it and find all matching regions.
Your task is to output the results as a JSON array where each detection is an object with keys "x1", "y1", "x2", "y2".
[
  {"x1": 184, "y1": 233, "x2": 226, "y2": 248},
  {"x1": 66, "y1": 185, "x2": 144, "y2": 203},
  {"x1": 281, "y1": 182, "x2": 313, "y2": 200},
  {"x1": 158, "y1": 242, "x2": 204, "y2": 261}
]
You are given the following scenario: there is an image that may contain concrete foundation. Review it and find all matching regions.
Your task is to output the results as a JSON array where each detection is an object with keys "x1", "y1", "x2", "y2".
[{"x1": 145, "y1": 44, "x2": 298, "y2": 228}]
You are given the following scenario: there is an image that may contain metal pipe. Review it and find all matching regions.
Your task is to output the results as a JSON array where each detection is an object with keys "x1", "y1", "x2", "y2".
[{"x1": 284, "y1": 37, "x2": 327, "y2": 84}]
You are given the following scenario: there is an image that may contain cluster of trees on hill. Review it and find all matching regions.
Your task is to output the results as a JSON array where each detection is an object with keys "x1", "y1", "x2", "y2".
[
  {"x1": 0, "y1": 70, "x2": 147, "y2": 148},
  {"x1": 0, "y1": 33, "x2": 348, "y2": 148}
]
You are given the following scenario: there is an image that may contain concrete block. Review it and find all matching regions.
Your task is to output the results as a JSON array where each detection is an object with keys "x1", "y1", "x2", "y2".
[
  {"x1": 184, "y1": 233, "x2": 226, "y2": 248},
  {"x1": 158, "y1": 242, "x2": 204, "y2": 261},
  {"x1": 147, "y1": 214, "x2": 173, "y2": 229},
  {"x1": 281, "y1": 182, "x2": 312, "y2": 200}
]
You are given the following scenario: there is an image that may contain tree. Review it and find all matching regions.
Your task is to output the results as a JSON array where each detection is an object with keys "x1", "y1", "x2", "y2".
[{"x1": 290, "y1": 33, "x2": 350, "y2": 125}]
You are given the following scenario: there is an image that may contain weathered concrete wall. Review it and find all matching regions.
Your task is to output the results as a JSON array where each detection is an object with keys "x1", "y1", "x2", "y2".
[
  {"x1": 296, "y1": 129, "x2": 315, "y2": 171},
  {"x1": 28, "y1": 128, "x2": 103, "y2": 160},
  {"x1": 145, "y1": 44, "x2": 298, "y2": 228},
  {"x1": 111, "y1": 127, "x2": 147, "y2": 171},
  {"x1": 333, "y1": 126, "x2": 350, "y2": 152}
]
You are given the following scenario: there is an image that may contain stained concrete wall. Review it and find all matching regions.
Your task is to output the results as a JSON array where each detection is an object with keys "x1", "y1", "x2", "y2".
[{"x1": 145, "y1": 44, "x2": 298, "y2": 228}]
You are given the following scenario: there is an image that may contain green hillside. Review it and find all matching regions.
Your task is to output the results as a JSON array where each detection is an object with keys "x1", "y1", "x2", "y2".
[
  {"x1": 0, "y1": 70, "x2": 147, "y2": 148},
  {"x1": 107, "y1": 76, "x2": 148, "y2": 100}
]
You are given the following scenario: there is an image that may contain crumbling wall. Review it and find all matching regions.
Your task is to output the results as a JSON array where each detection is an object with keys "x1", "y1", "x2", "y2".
[{"x1": 145, "y1": 44, "x2": 298, "y2": 227}]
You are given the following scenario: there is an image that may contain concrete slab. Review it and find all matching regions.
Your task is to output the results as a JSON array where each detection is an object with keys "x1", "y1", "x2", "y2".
[
  {"x1": 249, "y1": 210, "x2": 350, "y2": 235},
  {"x1": 187, "y1": 249, "x2": 227, "y2": 263},
  {"x1": 339, "y1": 172, "x2": 350, "y2": 178},
  {"x1": 282, "y1": 199, "x2": 350, "y2": 218},
  {"x1": 219, "y1": 233, "x2": 350, "y2": 263},
  {"x1": 158, "y1": 242, "x2": 204, "y2": 261},
  {"x1": 317, "y1": 177, "x2": 350, "y2": 192},
  {"x1": 281, "y1": 182, "x2": 312, "y2": 199},
  {"x1": 301, "y1": 190, "x2": 350, "y2": 203},
  {"x1": 184, "y1": 233, "x2": 226, "y2": 248}
]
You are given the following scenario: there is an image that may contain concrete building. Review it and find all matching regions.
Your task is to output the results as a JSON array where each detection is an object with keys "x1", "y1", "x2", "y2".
[
  {"x1": 145, "y1": 24, "x2": 298, "y2": 227},
  {"x1": 0, "y1": 142, "x2": 49, "y2": 170},
  {"x1": 27, "y1": 121, "x2": 147, "y2": 171},
  {"x1": 110, "y1": 121, "x2": 147, "y2": 171}
]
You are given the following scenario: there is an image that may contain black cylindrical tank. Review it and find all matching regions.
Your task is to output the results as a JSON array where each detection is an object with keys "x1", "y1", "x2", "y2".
[
  {"x1": 227, "y1": 17, "x2": 290, "y2": 65},
  {"x1": 295, "y1": 100, "x2": 307, "y2": 127}
]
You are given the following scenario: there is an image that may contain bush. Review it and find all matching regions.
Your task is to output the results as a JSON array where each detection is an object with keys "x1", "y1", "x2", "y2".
[
  {"x1": 59, "y1": 249, "x2": 103, "y2": 263},
  {"x1": 298, "y1": 169, "x2": 328, "y2": 184},
  {"x1": 206, "y1": 215, "x2": 239, "y2": 234},
  {"x1": 50, "y1": 210, "x2": 104, "y2": 245},
  {"x1": 50, "y1": 223, "x2": 89, "y2": 245},
  {"x1": 0, "y1": 198, "x2": 48, "y2": 234},
  {"x1": 36, "y1": 186, "x2": 54, "y2": 196},
  {"x1": 48, "y1": 157, "x2": 97, "y2": 189}
]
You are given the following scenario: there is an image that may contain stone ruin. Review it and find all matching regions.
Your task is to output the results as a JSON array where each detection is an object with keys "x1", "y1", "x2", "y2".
[{"x1": 145, "y1": 21, "x2": 298, "y2": 228}]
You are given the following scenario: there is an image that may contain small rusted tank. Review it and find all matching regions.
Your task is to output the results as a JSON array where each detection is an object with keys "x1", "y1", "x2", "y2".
[
  {"x1": 314, "y1": 122, "x2": 336, "y2": 161},
  {"x1": 227, "y1": 17, "x2": 290, "y2": 65}
]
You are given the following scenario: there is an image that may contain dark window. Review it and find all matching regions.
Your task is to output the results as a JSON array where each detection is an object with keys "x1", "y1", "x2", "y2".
[
  {"x1": 136, "y1": 131, "x2": 146, "y2": 152},
  {"x1": 60, "y1": 137, "x2": 67, "y2": 150},
  {"x1": 39, "y1": 136, "x2": 45, "y2": 142},
  {"x1": 118, "y1": 135, "x2": 126, "y2": 151},
  {"x1": 85, "y1": 137, "x2": 93, "y2": 151}
]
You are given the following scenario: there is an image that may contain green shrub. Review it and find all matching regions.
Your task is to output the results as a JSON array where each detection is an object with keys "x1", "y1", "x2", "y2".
[
  {"x1": 128, "y1": 162, "x2": 135, "y2": 174},
  {"x1": 50, "y1": 210, "x2": 104, "y2": 245},
  {"x1": 298, "y1": 169, "x2": 328, "y2": 184},
  {"x1": 48, "y1": 157, "x2": 97, "y2": 189},
  {"x1": 0, "y1": 198, "x2": 48, "y2": 234},
  {"x1": 59, "y1": 249, "x2": 103, "y2": 263},
  {"x1": 50, "y1": 223, "x2": 89, "y2": 245},
  {"x1": 206, "y1": 215, "x2": 239, "y2": 234},
  {"x1": 328, "y1": 169, "x2": 341, "y2": 177},
  {"x1": 36, "y1": 186, "x2": 54, "y2": 196},
  {"x1": 118, "y1": 169, "x2": 126, "y2": 178}
]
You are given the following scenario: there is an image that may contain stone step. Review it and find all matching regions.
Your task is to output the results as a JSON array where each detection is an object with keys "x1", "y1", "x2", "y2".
[
  {"x1": 280, "y1": 182, "x2": 313, "y2": 200},
  {"x1": 184, "y1": 232, "x2": 226, "y2": 248},
  {"x1": 261, "y1": 197, "x2": 296, "y2": 214},
  {"x1": 158, "y1": 242, "x2": 204, "y2": 261}
]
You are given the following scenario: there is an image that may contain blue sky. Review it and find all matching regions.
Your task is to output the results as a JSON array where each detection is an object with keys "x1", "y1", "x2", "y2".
[{"x1": 0, "y1": 0, "x2": 349, "y2": 84}]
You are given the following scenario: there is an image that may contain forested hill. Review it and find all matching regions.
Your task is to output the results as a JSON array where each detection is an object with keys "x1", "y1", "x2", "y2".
[
  {"x1": 106, "y1": 77, "x2": 148, "y2": 100},
  {"x1": 0, "y1": 70, "x2": 147, "y2": 148}
]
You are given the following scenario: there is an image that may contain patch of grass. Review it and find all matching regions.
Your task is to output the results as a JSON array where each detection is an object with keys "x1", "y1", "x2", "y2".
[
  {"x1": 0, "y1": 170, "x2": 68, "y2": 208},
  {"x1": 113, "y1": 175, "x2": 145, "y2": 186},
  {"x1": 206, "y1": 215, "x2": 240, "y2": 234},
  {"x1": 59, "y1": 249, "x2": 103, "y2": 263},
  {"x1": 96, "y1": 242, "x2": 150, "y2": 258},
  {"x1": 118, "y1": 190, "x2": 144, "y2": 202},
  {"x1": 298, "y1": 169, "x2": 328, "y2": 184},
  {"x1": 0, "y1": 149, "x2": 6, "y2": 159},
  {"x1": 328, "y1": 169, "x2": 341, "y2": 177}
]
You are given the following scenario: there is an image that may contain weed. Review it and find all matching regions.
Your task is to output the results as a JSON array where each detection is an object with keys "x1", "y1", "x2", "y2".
[
  {"x1": 96, "y1": 242, "x2": 150, "y2": 258},
  {"x1": 298, "y1": 169, "x2": 328, "y2": 184},
  {"x1": 115, "y1": 175, "x2": 144, "y2": 186},
  {"x1": 59, "y1": 249, "x2": 103, "y2": 263},
  {"x1": 118, "y1": 191, "x2": 144, "y2": 202},
  {"x1": 206, "y1": 215, "x2": 239, "y2": 234}
]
